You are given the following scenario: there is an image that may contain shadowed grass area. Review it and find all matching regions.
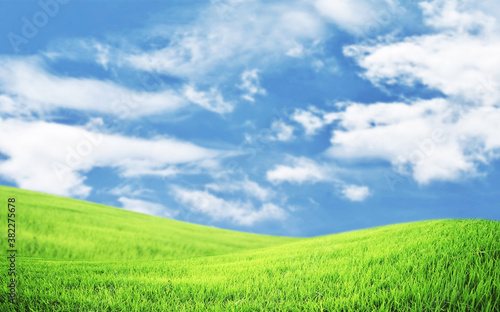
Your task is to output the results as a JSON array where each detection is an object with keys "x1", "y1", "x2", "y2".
[{"x1": 1, "y1": 186, "x2": 499, "y2": 311}]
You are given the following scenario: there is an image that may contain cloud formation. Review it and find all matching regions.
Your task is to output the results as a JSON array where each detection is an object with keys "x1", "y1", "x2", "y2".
[
  {"x1": 341, "y1": 184, "x2": 371, "y2": 202},
  {"x1": 119, "y1": 197, "x2": 178, "y2": 218},
  {"x1": 126, "y1": 1, "x2": 325, "y2": 79},
  {"x1": 324, "y1": 0, "x2": 500, "y2": 184},
  {"x1": 292, "y1": 106, "x2": 330, "y2": 136},
  {"x1": 0, "y1": 57, "x2": 239, "y2": 117},
  {"x1": 0, "y1": 57, "x2": 187, "y2": 118},
  {"x1": 0, "y1": 118, "x2": 223, "y2": 197},
  {"x1": 238, "y1": 69, "x2": 267, "y2": 102},
  {"x1": 266, "y1": 156, "x2": 332, "y2": 185},
  {"x1": 171, "y1": 186, "x2": 286, "y2": 226},
  {"x1": 269, "y1": 120, "x2": 295, "y2": 142},
  {"x1": 266, "y1": 156, "x2": 371, "y2": 202},
  {"x1": 314, "y1": 0, "x2": 399, "y2": 35},
  {"x1": 206, "y1": 176, "x2": 275, "y2": 202}
]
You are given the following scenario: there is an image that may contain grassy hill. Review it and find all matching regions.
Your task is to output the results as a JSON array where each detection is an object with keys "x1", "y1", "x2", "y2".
[
  {"x1": 0, "y1": 186, "x2": 298, "y2": 260},
  {"x1": 1, "y1": 186, "x2": 499, "y2": 311}
]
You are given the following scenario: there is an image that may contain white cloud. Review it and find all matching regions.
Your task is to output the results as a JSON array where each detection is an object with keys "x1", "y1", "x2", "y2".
[
  {"x1": 109, "y1": 184, "x2": 152, "y2": 197},
  {"x1": 344, "y1": 1, "x2": 500, "y2": 106},
  {"x1": 327, "y1": 98, "x2": 500, "y2": 184},
  {"x1": 341, "y1": 184, "x2": 371, "y2": 202},
  {"x1": 118, "y1": 197, "x2": 178, "y2": 218},
  {"x1": 183, "y1": 85, "x2": 233, "y2": 114},
  {"x1": 286, "y1": 43, "x2": 305, "y2": 57},
  {"x1": 313, "y1": 0, "x2": 399, "y2": 35},
  {"x1": 345, "y1": 34, "x2": 500, "y2": 106},
  {"x1": 270, "y1": 120, "x2": 295, "y2": 142},
  {"x1": 205, "y1": 176, "x2": 274, "y2": 202},
  {"x1": 292, "y1": 106, "x2": 330, "y2": 136},
  {"x1": 0, "y1": 95, "x2": 16, "y2": 114},
  {"x1": 44, "y1": 39, "x2": 112, "y2": 69},
  {"x1": 0, "y1": 57, "x2": 188, "y2": 118},
  {"x1": 332, "y1": 0, "x2": 500, "y2": 184},
  {"x1": 125, "y1": 1, "x2": 325, "y2": 80},
  {"x1": 266, "y1": 156, "x2": 374, "y2": 202},
  {"x1": 420, "y1": 0, "x2": 496, "y2": 33},
  {"x1": 0, "y1": 57, "x2": 239, "y2": 117},
  {"x1": 238, "y1": 69, "x2": 266, "y2": 102},
  {"x1": 0, "y1": 118, "x2": 224, "y2": 197},
  {"x1": 171, "y1": 186, "x2": 286, "y2": 226},
  {"x1": 266, "y1": 156, "x2": 333, "y2": 185}
]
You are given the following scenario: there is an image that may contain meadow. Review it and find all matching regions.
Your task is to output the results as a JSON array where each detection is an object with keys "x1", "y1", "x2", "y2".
[{"x1": 1, "y1": 185, "x2": 499, "y2": 311}]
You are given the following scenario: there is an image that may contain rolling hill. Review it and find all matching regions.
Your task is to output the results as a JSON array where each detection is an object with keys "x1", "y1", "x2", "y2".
[
  {"x1": 0, "y1": 185, "x2": 299, "y2": 260},
  {"x1": 1, "y1": 185, "x2": 499, "y2": 311}
]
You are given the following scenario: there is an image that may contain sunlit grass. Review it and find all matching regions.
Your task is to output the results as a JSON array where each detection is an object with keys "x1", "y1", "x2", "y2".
[{"x1": 1, "y1": 186, "x2": 499, "y2": 311}]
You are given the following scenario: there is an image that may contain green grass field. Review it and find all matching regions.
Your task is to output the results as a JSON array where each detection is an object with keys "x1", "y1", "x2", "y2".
[{"x1": 1, "y1": 185, "x2": 499, "y2": 311}]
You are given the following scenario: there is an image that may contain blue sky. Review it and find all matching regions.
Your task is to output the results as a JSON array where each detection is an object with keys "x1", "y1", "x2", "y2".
[{"x1": 0, "y1": 0, "x2": 499, "y2": 237}]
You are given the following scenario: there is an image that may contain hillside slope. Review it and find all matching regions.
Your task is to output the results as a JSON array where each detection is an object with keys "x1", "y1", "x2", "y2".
[
  {"x1": 0, "y1": 185, "x2": 299, "y2": 260},
  {"x1": 1, "y1": 186, "x2": 499, "y2": 311}
]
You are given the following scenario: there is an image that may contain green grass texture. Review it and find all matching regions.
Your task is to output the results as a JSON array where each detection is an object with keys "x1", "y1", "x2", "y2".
[{"x1": 1, "y1": 185, "x2": 499, "y2": 311}]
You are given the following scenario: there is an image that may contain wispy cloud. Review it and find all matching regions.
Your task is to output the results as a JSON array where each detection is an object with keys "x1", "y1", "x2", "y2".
[
  {"x1": 0, "y1": 57, "x2": 187, "y2": 118},
  {"x1": 108, "y1": 184, "x2": 153, "y2": 198},
  {"x1": 269, "y1": 120, "x2": 295, "y2": 142},
  {"x1": 118, "y1": 197, "x2": 178, "y2": 218},
  {"x1": 171, "y1": 186, "x2": 286, "y2": 226},
  {"x1": 266, "y1": 156, "x2": 372, "y2": 202},
  {"x1": 183, "y1": 85, "x2": 233, "y2": 114},
  {"x1": 292, "y1": 106, "x2": 331, "y2": 136},
  {"x1": 313, "y1": 0, "x2": 399, "y2": 35},
  {"x1": 205, "y1": 176, "x2": 275, "y2": 202},
  {"x1": 125, "y1": 1, "x2": 325, "y2": 80},
  {"x1": 0, "y1": 57, "x2": 241, "y2": 118},
  {"x1": 238, "y1": 69, "x2": 266, "y2": 102},
  {"x1": 266, "y1": 156, "x2": 334, "y2": 185}
]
